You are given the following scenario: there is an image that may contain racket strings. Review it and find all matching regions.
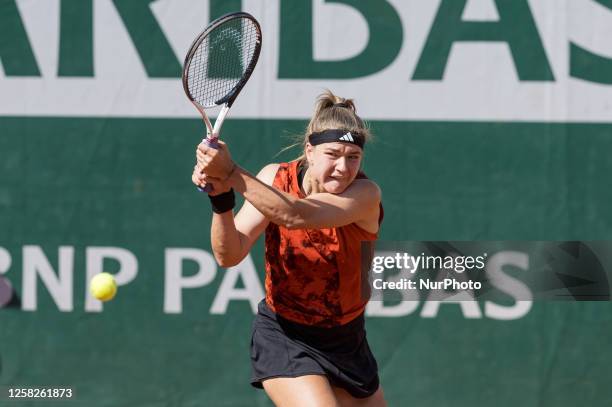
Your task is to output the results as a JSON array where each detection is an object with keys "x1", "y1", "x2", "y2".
[{"x1": 187, "y1": 18, "x2": 259, "y2": 107}]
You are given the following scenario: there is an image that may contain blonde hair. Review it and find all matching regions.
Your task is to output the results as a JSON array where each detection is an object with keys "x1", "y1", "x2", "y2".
[{"x1": 280, "y1": 90, "x2": 372, "y2": 161}]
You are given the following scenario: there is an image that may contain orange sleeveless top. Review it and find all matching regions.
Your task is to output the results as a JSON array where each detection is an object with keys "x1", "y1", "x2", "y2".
[{"x1": 264, "y1": 161, "x2": 383, "y2": 327}]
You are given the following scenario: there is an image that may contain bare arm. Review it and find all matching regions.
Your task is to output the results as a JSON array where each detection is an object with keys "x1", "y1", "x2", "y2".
[
  {"x1": 208, "y1": 165, "x2": 277, "y2": 267},
  {"x1": 228, "y1": 164, "x2": 381, "y2": 230},
  {"x1": 196, "y1": 141, "x2": 380, "y2": 232}
]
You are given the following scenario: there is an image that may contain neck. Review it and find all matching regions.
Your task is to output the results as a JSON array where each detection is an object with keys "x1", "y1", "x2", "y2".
[{"x1": 302, "y1": 167, "x2": 321, "y2": 195}]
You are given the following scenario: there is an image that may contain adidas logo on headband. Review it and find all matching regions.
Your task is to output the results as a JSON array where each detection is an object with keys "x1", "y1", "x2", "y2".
[
  {"x1": 308, "y1": 129, "x2": 365, "y2": 149},
  {"x1": 339, "y1": 132, "x2": 355, "y2": 142}
]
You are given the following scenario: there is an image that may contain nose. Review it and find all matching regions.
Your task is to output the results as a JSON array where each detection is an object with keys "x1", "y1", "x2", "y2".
[{"x1": 335, "y1": 157, "x2": 348, "y2": 173}]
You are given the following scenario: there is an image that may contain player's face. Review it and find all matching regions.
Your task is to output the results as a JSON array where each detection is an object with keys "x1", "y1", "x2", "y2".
[{"x1": 307, "y1": 143, "x2": 363, "y2": 194}]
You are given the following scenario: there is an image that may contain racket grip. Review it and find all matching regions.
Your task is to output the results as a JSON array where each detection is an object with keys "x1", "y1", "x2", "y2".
[{"x1": 197, "y1": 137, "x2": 219, "y2": 193}]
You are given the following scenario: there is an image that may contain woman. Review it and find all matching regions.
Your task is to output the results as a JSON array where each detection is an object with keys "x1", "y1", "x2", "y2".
[{"x1": 192, "y1": 91, "x2": 386, "y2": 406}]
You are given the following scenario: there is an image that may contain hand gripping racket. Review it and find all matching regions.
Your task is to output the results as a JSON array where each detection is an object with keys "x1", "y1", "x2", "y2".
[{"x1": 182, "y1": 12, "x2": 262, "y2": 192}]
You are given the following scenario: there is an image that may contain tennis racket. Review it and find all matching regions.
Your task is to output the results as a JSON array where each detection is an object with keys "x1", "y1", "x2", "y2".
[{"x1": 182, "y1": 12, "x2": 262, "y2": 192}]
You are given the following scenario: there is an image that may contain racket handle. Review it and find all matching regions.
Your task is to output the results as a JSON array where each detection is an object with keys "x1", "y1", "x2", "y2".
[{"x1": 197, "y1": 136, "x2": 219, "y2": 193}]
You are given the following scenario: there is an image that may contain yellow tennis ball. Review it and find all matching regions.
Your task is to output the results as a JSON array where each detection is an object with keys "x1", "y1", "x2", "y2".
[{"x1": 90, "y1": 272, "x2": 117, "y2": 302}]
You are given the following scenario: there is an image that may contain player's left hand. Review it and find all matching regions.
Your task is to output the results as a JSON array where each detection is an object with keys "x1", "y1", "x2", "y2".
[{"x1": 197, "y1": 140, "x2": 235, "y2": 179}]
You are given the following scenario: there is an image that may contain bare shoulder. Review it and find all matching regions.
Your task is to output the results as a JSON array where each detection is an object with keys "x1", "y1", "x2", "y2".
[
  {"x1": 256, "y1": 163, "x2": 280, "y2": 185},
  {"x1": 348, "y1": 179, "x2": 381, "y2": 233},
  {"x1": 347, "y1": 178, "x2": 381, "y2": 202}
]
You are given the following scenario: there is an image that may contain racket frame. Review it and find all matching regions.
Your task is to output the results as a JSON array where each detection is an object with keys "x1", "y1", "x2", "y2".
[{"x1": 182, "y1": 11, "x2": 262, "y2": 140}]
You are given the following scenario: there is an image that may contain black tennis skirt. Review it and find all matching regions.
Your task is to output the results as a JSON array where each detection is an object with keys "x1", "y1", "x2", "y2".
[{"x1": 250, "y1": 300, "x2": 380, "y2": 399}]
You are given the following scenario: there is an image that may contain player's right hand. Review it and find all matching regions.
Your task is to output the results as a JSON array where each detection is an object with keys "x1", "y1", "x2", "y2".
[
  {"x1": 192, "y1": 164, "x2": 232, "y2": 196},
  {"x1": 192, "y1": 164, "x2": 207, "y2": 190}
]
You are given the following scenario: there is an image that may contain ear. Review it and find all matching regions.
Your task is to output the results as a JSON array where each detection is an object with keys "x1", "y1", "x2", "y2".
[{"x1": 305, "y1": 143, "x2": 314, "y2": 163}]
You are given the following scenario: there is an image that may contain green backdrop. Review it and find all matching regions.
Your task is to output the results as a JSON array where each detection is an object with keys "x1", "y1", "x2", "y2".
[{"x1": 2, "y1": 118, "x2": 612, "y2": 406}]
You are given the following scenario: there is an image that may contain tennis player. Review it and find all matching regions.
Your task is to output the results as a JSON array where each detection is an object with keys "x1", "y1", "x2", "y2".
[{"x1": 192, "y1": 91, "x2": 386, "y2": 406}]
